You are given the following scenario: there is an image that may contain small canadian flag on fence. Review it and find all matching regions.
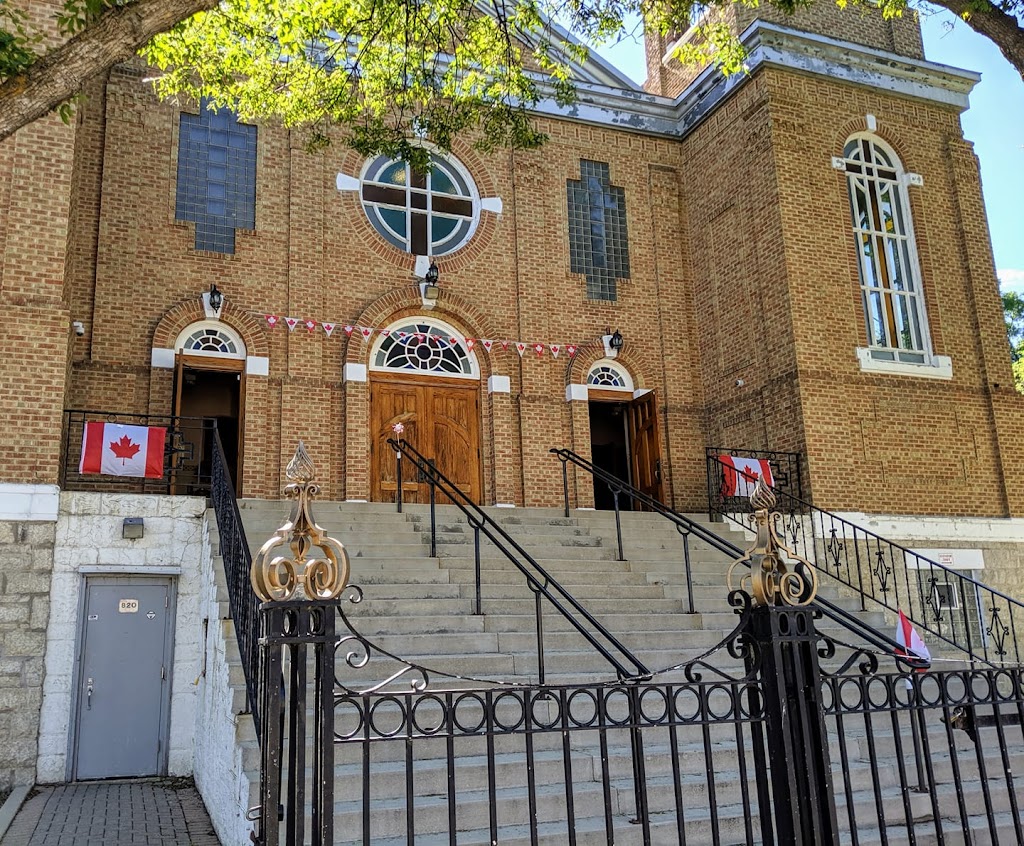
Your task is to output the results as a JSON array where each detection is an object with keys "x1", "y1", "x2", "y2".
[
  {"x1": 895, "y1": 609, "x2": 932, "y2": 669},
  {"x1": 719, "y1": 455, "x2": 774, "y2": 497},
  {"x1": 79, "y1": 422, "x2": 167, "y2": 479}
]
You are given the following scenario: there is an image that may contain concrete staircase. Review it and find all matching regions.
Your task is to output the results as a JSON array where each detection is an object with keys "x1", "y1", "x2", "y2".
[{"x1": 205, "y1": 500, "x2": 1022, "y2": 844}]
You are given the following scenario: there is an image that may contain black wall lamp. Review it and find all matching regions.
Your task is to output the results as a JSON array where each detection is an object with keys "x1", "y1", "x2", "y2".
[
  {"x1": 208, "y1": 283, "x2": 224, "y2": 313},
  {"x1": 609, "y1": 329, "x2": 624, "y2": 352},
  {"x1": 420, "y1": 262, "x2": 440, "y2": 307}
]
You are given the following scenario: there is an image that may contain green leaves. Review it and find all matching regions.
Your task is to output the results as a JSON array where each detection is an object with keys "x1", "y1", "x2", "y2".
[
  {"x1": 1003, "y1": 290, "x2": 1024, "y2": 393},
  {"x1": 140, "y1": 0, "x2": 569, "y2": 158}
]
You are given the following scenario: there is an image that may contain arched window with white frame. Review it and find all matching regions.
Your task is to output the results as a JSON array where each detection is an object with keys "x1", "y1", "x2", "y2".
[
  {"x1": 370, "y1": 317, "x2": 479, "y2": 379},
  {"x1": 174, "y1": 321, "x2": 247, "y2": 359},
  {"x1": 842, "y1": 135, "x2": 932, "y2": 366},
  {"x1": 586, "y1": 360, "x2": 634, "y2": 392}
]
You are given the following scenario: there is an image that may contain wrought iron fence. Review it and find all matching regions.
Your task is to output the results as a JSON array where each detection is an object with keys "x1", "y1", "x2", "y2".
[
  {"x1": 705, "y1": 446, "x2": 803, "y2": 519},
  {"x1": 256, "y1": 585, "x2": 1024, "y2": 845},
  {"x1": 210, "y1": 427, "x2": 262, "y2": 735},
  {"x1": 706, "y1": 453, "x2": 1024, "y2": 667},
  {"x1": 61, "y1": 408, "x2": 214, "y2": 495}
]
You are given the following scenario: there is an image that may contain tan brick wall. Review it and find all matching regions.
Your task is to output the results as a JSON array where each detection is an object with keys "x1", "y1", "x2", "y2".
[{"x1": 58, "y1": 59, "x2": 1024, "y2": 518}]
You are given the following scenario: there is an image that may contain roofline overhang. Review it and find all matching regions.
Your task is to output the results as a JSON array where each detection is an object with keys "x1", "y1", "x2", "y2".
[{"x1": 528, "y1": 20, "x2": 982, "y2": 140}]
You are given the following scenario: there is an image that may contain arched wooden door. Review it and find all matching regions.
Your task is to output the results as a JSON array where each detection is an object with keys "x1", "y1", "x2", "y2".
[{"x1": 370, "y1": 373, "x2": 481, "y2": 504}]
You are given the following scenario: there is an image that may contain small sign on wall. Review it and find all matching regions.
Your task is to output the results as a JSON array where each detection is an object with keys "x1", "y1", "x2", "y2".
[
  {"x1": 909, "y1": 549, "x2": 985, "y2": 571},
  {"x1": 118, "y1": 599, "x2": 139, "y2": 613}
]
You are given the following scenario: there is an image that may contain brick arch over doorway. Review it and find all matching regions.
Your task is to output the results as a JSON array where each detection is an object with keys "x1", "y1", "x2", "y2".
[
  {"x1": 342, "y1": 288, "x2": 504, "y2": 503},
  {"x1": 150, "y1": 299, "x2": 270, "y2": 497}
]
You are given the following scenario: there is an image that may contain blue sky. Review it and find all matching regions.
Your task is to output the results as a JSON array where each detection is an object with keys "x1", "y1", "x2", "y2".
[{"x1": 589, "y1": 9, "x2": 1024, "y2": 294}]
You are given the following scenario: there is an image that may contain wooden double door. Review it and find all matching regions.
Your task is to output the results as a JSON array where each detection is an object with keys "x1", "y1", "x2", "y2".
[
  {"x1": 588, "y1": 389, "x2": 663, "y2": 507},
  {"x1": 371, "y1": 374, "x2": 482, "y2": 504}
]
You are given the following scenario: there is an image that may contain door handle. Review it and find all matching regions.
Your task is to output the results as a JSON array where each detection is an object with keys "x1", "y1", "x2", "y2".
[{"x1": 86, "y1": 678, "x2": 94, "y2": 710}]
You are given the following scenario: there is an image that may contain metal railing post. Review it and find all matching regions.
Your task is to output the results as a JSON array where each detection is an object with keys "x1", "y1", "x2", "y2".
[
  {"x1": 429, "y1": 476, "x2": 437, "y2": 558},
  {"x1": 474, "y1": 526, "x2": 482, "y2": 616},
  {"x1": 396, "y1": 449, "x2": 403, "y2": 513},
  {"x1": 612, "y1": 488, "x2": 624, "y2": 562},
  {"x1": 682, "y1": 531, "x2": 694, "y2": 614},
  {"x1": 534, "y1": 588, "x2": 546, "y2": 685},
  {"x1": 560, "y1": 459, "x2": 570, "y2": 518}
]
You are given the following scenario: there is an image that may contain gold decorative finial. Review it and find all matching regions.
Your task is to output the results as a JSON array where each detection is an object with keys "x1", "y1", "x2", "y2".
[
  {"x1": 285, "y1": 440, "x2": 316, "y2": 483},
  {"x1": 727, "y1": 478, "x2": 818, "y2": 607},
  {"x1": 250, "y1": 442, "x2": 350, "y2": 602}
]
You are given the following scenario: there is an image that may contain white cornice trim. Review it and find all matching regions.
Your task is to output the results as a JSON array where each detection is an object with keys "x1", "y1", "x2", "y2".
[{"x1": 528, "y1": 21, "x2": 981, "y2": 139}]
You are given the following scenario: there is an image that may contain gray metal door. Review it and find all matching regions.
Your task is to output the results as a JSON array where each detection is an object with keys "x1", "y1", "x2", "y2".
[{"x1": 73, "y1": 578, "x2": 174, "y2": 780}]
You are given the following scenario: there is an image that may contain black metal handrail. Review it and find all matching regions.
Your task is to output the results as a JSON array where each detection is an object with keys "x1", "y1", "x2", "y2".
[
  {"x1": 387, "y1": 437, "x2": 650, "y2": 682},
  {"x1": 706, "y1": 452, "x2": 1024, "y2": 667},
  {"x1": 210, "y1": 426, "x2": 262, "y2": 735},
  {"x1": 552, "y1": 447, "x2": 930, "y2": 668}
]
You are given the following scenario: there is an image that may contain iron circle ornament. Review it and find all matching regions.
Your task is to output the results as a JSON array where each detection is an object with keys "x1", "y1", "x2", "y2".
[
  {"x1": 565, "y1": 689, "x2": 599, "y2": 728},
  {"x1": 492, "y1": 691, "x2": 527, "y2": 732},
  {"x1": 250, "y1": 441, "x2": 350, "y2": 602},
  {"x1": 410, "y1": 694, "x2": 448, "y2": 735}
]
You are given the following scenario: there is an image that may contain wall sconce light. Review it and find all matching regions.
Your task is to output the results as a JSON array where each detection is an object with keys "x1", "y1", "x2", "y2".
[
  {"x1": 208, "y1": 284, "x2": 223, "y2": 313},
  {"x1": 420, "y1": 263, "x2": 440, "y2": 308},
  {"x1": 603, "y1": 328, "x2": 624, "y2": 358},
  {"x1": 122, "y1": 517, "x2": 144, "y2": 540}
]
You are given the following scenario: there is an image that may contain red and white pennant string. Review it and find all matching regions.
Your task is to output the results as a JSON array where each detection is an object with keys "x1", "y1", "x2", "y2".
[{"x1": 263, "y1": 313, "x2": 582, "y2": 359}]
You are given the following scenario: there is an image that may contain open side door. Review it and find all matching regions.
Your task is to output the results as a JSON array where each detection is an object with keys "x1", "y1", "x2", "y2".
[
  {"x1": 628, "y1": 390, "x2": 663, "y2": 505},
  {"x1": 170, "y1": 353, "x2": 184, "y2": 495}
]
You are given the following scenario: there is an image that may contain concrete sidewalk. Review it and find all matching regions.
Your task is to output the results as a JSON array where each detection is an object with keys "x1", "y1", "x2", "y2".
[{"x1": 0, "y1": 779, "x2": 221, "y2": 845}]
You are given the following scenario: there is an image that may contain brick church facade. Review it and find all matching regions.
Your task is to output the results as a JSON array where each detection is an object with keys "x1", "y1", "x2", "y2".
[{"x1": 1, "y1": 0, "x2": 1023, "y2": 790}]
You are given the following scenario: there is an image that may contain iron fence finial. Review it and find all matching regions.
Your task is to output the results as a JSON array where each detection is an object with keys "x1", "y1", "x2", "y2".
[
  {"x1": 727, "y1": 478, "x2": 818, "y2": 607},
  {"x1": 250, "y1": 442, "x2": 350, "y2": 602}
]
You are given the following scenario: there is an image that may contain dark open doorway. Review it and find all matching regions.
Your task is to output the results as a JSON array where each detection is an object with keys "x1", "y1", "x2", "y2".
[
  {"x1": 588, "y1": 401, "x2": 630, "y2": 510},
  {"x1": 174, "y1": 358, "x2": 243, "y2": 493}
]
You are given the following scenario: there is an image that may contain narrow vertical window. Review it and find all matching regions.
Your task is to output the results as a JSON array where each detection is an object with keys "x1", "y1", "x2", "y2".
[
  {"x1": 567, "y1": 160, "x2": 630, "y2": 301},
  {"x1": 176, "y1": 101, "x2": 257, "y2": 254},
  {"x1": 843, "y1": 136, "x2": 928, "y2": 364}
]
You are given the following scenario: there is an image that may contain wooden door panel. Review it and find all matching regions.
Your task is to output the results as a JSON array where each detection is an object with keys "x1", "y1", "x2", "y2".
[
  {"x1": 371, "y1": 378, "x2": 481, "y2": 505},
  {"x1": 629, "y1": 391, "x2": 663, "y2": 505},
  {"x1": 371, "y1": 383, "x2": 425, "y2": 503},
  {"x1": 430, "y1": 388, "x2": 480, "y2": 504}
]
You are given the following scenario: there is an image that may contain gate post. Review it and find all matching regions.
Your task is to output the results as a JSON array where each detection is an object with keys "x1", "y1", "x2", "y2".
[
  {"x1": 729, "y1": 481, "x2": 839, "y2": 846},
  {"x1": 248, "y1": 442, "x2": 350, "y2": 846}
]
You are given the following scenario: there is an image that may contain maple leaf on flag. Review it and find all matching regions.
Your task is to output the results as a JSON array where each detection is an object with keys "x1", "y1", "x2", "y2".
[{"x1": 110, "y1": 435, "x2": 141, "y2": 465}]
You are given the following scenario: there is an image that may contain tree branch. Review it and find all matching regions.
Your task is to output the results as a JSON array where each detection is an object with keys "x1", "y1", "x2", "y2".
[
  {"x1": 0, "y1": 0, "x2": 219, "y2": 142},
  {"x1": 926, "y1": 0, "x2": 1024, "y2": 80}
]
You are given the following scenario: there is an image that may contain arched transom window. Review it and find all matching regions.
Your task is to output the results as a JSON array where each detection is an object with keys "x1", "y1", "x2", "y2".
[
  {"x1": 174, "y1": 321, "x2": 246, "y2": 359},
  {"x1": 587, "y1": 360, "x2": 633, "y2": 391},
  {"x1": 842, "y1": 135, "x2": 929, "y2": 364},
  {"x1": 371, "y1": 319, "x2": 478, "y2": 379},
  {"x1": 361, "y1": 151, "x2": 479, "y2": 257}
]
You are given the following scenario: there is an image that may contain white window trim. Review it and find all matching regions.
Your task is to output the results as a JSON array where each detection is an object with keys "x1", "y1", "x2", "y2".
[
  {"x1": 855, "y1": 348, "x2": 952, "y2": 380},
  {"x1": 173, "y1": 320, "x2": 247, "y2": 360},
  {"x1": 368, "y1": 316, "x2": 480, "y2": 380},
  {"x1": 841, "y1": 134, "x2": 945, "y2": 376}
]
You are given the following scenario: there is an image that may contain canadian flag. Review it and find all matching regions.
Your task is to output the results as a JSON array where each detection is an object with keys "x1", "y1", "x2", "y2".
[
  {"x1": 896, "y1": 610, "x2": 932, "y2": 669},
  {"x1": 323, "y1": 323, "x2": 335, "y2": 337},
  {"x1": 719, "y1": 455, "x2": 774, "y2": 497},
  {"x1": 80, "y1": 422, "x2": 166, "y2": 479}
]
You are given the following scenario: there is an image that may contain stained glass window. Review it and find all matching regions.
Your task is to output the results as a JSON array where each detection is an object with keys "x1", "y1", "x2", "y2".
[
  {"x1": 175, "y1": 101, "x2": 257, "y2": 254},
  {"x1": 372, "y1": 322, "x2": 475, "y2": 377},
  {"x1": 567, "y1": 160, "x2": 631, "y2": 301},
  {"x1": 843, "y1": 136, "x2": 928, "y2": 364},
  {"x1": 361, "y1": 153, "x2": 478, "y2": 256}
]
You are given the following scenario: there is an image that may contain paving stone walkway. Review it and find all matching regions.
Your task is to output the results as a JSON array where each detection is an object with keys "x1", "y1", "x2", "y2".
[{"x1": 1, "y1": 779, "x2": 221, "y2": 845}]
